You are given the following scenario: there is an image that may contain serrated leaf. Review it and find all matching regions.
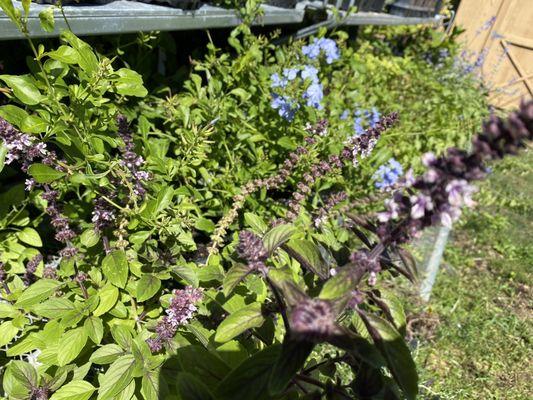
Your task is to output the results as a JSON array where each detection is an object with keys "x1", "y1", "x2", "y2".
[
  {"x1": 28, "y1": 163, "x2": 66, "y2": 183},
  {"x1": 97, "y1": 354, "x2": 135, "y2": 400},
  {"x1": 57, "y1": 328, "x2": 87, "y2": 366},
  {"x1": 262, "y1": 224, "x2": 296, "y2": 254},
  {"x1": 141, "y1": 370, "x2": 160, "y2": 400},
  {"x1": 90, "y1": 344, "x2": 124, "y2": 364},
  {"x1": 102, "y1": 250, "x2": 128, "y2": 288},
  {"x1": 222, "y1": 263, "x2": 252, "y2": 297},
  {"x1": 136, "y1": 274, "x2": 161, "y2": 302},
  {"x1": 215, "y1": 303, "x2": 265, "y2": 343},
  {"x1": 84, "y1": 316, "x2": 104, "y2": 344},
  {"x1": 93, "y1": 284, "x2": 118, "y2": 316},
  {"x1": 0, "y1": 74, "x2": 45, "y2": 105},
  {"x1": 49, "y1": 380, "x2": 95, "y2": 400},
  {"x1": 15, "y1": 279, "x2": 62, "y2": 309}
]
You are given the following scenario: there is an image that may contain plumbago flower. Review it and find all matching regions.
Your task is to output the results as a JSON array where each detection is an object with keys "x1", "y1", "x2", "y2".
[
  {"x1": 269, "y1": 37, "x2": 339, "y2": 121},
  {"x1": 373, "y1": 158, "x2": 403, "y2": 190}
]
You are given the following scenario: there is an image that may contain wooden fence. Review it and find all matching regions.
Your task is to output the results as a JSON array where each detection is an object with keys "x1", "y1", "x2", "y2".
[{"x1": 454, "y1": 0, "x2": 533, "y2": 109}]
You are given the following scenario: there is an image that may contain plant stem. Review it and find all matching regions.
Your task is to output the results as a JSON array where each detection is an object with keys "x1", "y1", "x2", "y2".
[{"x1": 265, "y1": 276, "x2": 290, "y2": 335}]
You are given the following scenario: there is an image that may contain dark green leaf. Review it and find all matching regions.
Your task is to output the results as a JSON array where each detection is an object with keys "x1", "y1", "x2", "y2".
[
  {"x1": 262, "y1": 224, "x2": 296, "y2": 254},
  {"x1": 222, "y1": 263, "x2": 252, "y2": 297},
  {"x1": 359, "y1": 313, "x2": 418, "y2": 400},
  {"x1": 217, "y1": 345, "x2": 281, "y2": 400},
  {"x1": 268, "y1": 339, "x2": 314, "y2": 396},
  {"x1": 286, "y1": 238, "x2": 327, "y2": 277},
  {"x1": 176, "y1": 372, "x2": 213, "y2": 400},
  {"x1": 215, "y1": 302, "x2": 265, "y2": 343}
]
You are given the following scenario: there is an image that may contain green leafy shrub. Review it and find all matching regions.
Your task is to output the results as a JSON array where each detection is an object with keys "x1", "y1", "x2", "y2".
[{"x1": 0, "y1": 1, "x2": 497, "y2": 399}]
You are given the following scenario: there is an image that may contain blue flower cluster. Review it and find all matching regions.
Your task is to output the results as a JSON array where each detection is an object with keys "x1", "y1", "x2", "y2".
[
  {"x1": 271, "y1": 94, "x2": 299, "y2": 121},
  {"x1": 269, "y1": 37, "x2": 340, "y2": 121},
  {"x1": 302, "y1": 38, "x2": 341, "y2": 64},
  {"x1": 373, "y1": 158, "x2": 403, "y2": 190},
  {"x1": 353, "y1": 108, "x2": 380, "y2": 136}
]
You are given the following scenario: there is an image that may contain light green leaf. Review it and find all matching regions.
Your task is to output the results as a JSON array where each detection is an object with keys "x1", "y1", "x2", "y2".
[
  {"x1": 93, "y1": 284, "x2": 118, "y2": 316},
  {"x1": 84, "y1": 316, "x2": 104, "y2": 344},
  {"x1": 38, "y1": 6, "x2": 55, "y2": 33},
  {"x1": 20, "y1": 114, "x2": 47, "y2": 133},
  {"x1": 194, "y1": 217, "x2": 215, "y2": 233},
  {"x1": 114, "y1": 68, "x2": 148, "y2": 97},
  {"x1": 6, "y1": 361, "x2": 37, "y2": 392},
  {"x1": 0, "y1": 104, "x2": 29, "y2": 126},
  {"x1": 215, "y1": 303, "x2": 265, "y2": 343},
  {"x1": 50, "y1": 380, "x2": 95, "y2": 400},
  {"x1": 47, "y1": 45, "x2": 79, "y2": 64},
  {"x1": 0, "y1": 321, "x2": 19, "y2": 347},
  {"x1": 60, "y1": 31, "x2": 98, "y2": 75},
  {"x1": 0, "y1": 145, "x2": 6, "y2": 174},
  {"x1": 262, "y1": 224, "x2": 296, "y2": 254},
  {"x1": 0, "y1": 74, "x2": 45, "y2": 105},
  {"x1": 32, "y1": 297, "x2": 75, "y2": 318},
  {"x1": 16, "y1": 227, "x2": 42, "y2": 247},
  {"x1": 57, "y1": 328, "x2": 87, "y2": 366},
  {"x1": 102, "y1": 250, "x2": 128, "y2": 288},
  {"x1": 21, "y1": 0, "x2": 30, "y2": 15},
  {"x1": 15, "y1": 279, "x2": 62, "y2": 309},
  {"x1": 28, "y1": 163, "x2": 66, "y2": 183},
  {"x1": 80, "y1": 228, "x2": 100, "y2": 248},
  {"x1": 244, "y1": 212, "x2": 268, "y2": 234},
  {"x1": 89, "y1": 344, "x2": 124, "y2": 365},
  {"x1": 0, "y1": 0, "x2": 21, "y2": 27},
  {"x1": 97, "y1": 354, "x2": 135, "y2": 400},
  {"x1": 141, "y1": 370, "x2": 160, "y2": 400},
  {"x1": 136, "y1": 274, "x2": 161, "y2": 302}
]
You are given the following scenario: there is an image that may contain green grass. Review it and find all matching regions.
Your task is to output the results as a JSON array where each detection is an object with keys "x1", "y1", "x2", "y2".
[{"x1": 412, "y1": 149, "x2": 533, "y2": 399}]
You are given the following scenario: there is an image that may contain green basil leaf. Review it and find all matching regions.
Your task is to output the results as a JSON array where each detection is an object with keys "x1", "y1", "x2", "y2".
[
  {"x1": 215, "y1": 302, "x2": 265, "y2": 343},
  {"x1": 136, "y1": 274, "x2": 161, "y2": 302},
  {"x1": 0, "y1": 74, "x2": 45, "y2": 105},
  {"x1": 49, "y1": 380, "x2": 95, "y2": 400},
  {"x1": 102, "y1": 250, "x2": 129, "y2": 288},
  {"x1": 262, "y1": 224, "x2": 296, "y2": 254},
  {"x1": 28, "y1": 163, "x2": 66, "y2": 184}
]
